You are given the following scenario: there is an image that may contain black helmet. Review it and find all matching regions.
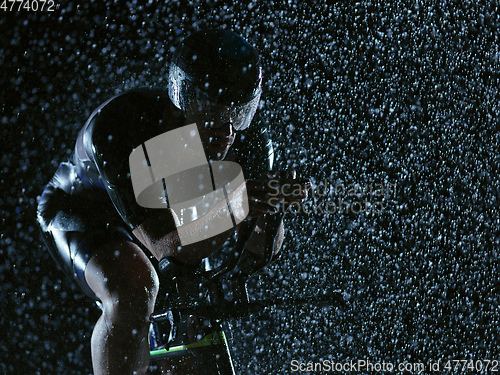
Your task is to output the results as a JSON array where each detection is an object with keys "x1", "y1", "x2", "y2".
[{"x1": 168, "y1": 29, "x2": 262, "y2": 131}]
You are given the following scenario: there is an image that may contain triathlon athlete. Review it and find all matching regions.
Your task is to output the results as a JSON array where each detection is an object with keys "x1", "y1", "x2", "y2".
[{"x1": 37, "y1": 29, "x2": 310, "y2": 375}]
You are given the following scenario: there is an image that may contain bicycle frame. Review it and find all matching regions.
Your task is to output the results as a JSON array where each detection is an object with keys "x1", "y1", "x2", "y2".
[
  {"x1": 146, "y1": 212, "x2": 345, "y2": 374},
  {"x1": 149, "y1": 316, "x2": 235, "y2": 375},
  {"x1": 148, "y1": 215, "x2": 282, "y2": 374}
]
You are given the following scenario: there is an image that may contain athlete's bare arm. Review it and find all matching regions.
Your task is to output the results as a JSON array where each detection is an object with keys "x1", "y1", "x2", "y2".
[
  {"x1": 133, "y1": 172, "x2": 310, "y2": 265},
  {"x1": 133, "y1": 208, "x2": 238, "y2": 264},
  {"x1": 240, "y1": 171, "x2": 310, "y2": 261}
]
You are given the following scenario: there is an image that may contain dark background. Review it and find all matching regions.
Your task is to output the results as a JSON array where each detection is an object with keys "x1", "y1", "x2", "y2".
[{"x1": 1, "y1": 1, "x2": 499, "y2": 374}]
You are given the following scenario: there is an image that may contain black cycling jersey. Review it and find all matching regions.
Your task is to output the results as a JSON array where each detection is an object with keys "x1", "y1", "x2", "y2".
[
  {"x1": 37, "y1": 88, "x2": 274, "y2": 300},
  {"x1": 73, "y1": 88, "x2": 184, "y2": 229},
  {"x1": 73, "y1": 88, "x2": 273, "y2": 230}
]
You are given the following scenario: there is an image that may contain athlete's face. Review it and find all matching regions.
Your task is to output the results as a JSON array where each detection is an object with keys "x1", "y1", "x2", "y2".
[{"x1": 186, "y1": 103, "x2": 236, "y2": 161}]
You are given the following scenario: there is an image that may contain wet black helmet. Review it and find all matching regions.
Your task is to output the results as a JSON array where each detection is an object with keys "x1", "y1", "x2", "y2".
[{"x1": 168, "y1": 29, "x2": 262, "y2": 130}]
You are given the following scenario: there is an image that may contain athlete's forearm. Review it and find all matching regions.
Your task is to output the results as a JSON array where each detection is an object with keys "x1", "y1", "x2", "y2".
[
  {"x1": 133, "y1": 195, "x2": 242, "y2": 264},
  {"x1": 232, "y1": 215, "x2": 284, "y2": 273},
  {"x1": 244, "y1": 215, "x2": 284, "y2": 257},
  {"x1": 164, "y1": 225, "x2": 235, "y2": 264}
]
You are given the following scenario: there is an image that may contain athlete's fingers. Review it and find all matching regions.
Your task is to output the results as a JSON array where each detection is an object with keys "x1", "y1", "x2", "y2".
[
  {"x1": 244, "y1": 173, "x2": 311, "y2": 214},
  {"x1": 247, "y1": 196, "x2": 282, "y2": 217},
  {"x1": 278, "y1": 177, "x2": 311, "y2": 189},
  {"x1": 250, "y1": 187, "x2": 288, "y2": 202},
  {"x1": 278, "y1": 180, "x2": 311, "y2": 200},
  {"x1": 251, "y1": 191, "x2": 271, "y2": 203},
  {"x1": 266, "y1": 170, "x2": 281, "y2": 179}
]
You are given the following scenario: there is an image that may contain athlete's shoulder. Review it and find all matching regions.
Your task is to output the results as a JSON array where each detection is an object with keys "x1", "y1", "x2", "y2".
[
  {"x1": 106, "y1": 87, "x2": 170, "y2": 108},
  {"x1": 88, "y1": 88, "x2": 184, "y2": 150},
  {"x1": 81, "y1": 88, "x2": 185, "y2": 184},
  {"x1": 92, "y1": 88, "x2": 173, "y2": 132}
]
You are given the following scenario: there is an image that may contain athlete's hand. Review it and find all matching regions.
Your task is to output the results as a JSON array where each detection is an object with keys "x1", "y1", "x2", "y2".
[{"x1": 245, "y1": 170, "x2": 311, "y2": 217}]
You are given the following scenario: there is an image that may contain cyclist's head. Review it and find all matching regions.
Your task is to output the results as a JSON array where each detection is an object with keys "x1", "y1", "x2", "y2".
[{"x1": 168, "y1": 29, "x2": 262, "y2": 131}]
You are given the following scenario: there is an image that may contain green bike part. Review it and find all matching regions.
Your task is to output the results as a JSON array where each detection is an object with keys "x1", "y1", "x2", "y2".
[{"x1": 150, "y1": 331, "x2": 228, "y2": 358}]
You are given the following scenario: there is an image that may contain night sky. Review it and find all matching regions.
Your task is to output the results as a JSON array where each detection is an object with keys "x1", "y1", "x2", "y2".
[{"x1": 1, "y1": 1, "x2": 499, "y2": 374}]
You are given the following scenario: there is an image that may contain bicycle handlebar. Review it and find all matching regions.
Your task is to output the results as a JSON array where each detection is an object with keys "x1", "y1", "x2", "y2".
[{"x1": 151, "y1": 291, "x2": 346, "y2": 322}]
